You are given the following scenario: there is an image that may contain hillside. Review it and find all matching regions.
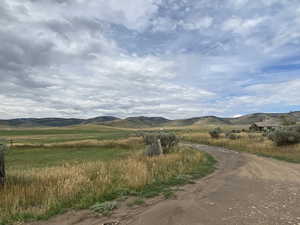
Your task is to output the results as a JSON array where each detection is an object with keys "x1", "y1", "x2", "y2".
[
  {"x1": 102, "y1": 116, "x2": 170, "y2": 128},
  {"x1": 0, "y1": 111, "x2": 299, "y2": 128},
  {"x1": 166, "y1": 116, "x2": 231, "y2": 127},
  {"x1": 228, "y1": 112, "x2": 300, "y2": 125},
  {"x1": 0, "y1": 117, "x2": 119, "y2": 127}
]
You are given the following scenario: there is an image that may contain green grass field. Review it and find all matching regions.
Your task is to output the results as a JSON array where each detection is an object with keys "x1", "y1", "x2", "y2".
[
  {"x1": 0, "y1": 125, "x2": 216, "y2": 225},
  {"x1": 6, "y1": 146, "x2": 136, "y2": 170},
  {"x1": 0, "y1": 125, "x2": 134, "y2": 145}
]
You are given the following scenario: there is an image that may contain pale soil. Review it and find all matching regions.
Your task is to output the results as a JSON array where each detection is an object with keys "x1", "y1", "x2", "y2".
[{"x1": 28, "y1": 144, "x2": 300, "y2": 225}]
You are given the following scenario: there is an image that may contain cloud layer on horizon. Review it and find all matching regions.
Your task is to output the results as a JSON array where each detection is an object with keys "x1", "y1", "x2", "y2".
[{"x1": 0, "y1": 0, "x2": 300, "y2": 119}]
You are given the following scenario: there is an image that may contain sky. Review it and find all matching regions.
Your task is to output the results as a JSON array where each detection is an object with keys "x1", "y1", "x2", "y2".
[{"x1": 1, "y1": 0, "x2": 300, "y2": 119}]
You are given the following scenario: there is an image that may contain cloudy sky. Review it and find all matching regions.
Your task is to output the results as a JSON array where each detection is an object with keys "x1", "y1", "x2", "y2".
[{"x1": 1, "y1": 0, "x2": 300, "y2": 119}]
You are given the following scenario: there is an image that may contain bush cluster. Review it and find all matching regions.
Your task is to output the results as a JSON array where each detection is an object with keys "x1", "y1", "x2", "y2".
[
  {"x1": 143, "y1": 133, "x2": 179, "y2": 155},
  {"x1": 209, "y1": 127, "x2": 222, "y2": 139},
  {"x1": 268, "y1": 127, "x2": 300, "y2": 146}
]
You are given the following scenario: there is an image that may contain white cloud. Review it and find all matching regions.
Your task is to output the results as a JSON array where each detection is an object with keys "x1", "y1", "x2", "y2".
[
  {"x1": 1, "y1": 0, "x2": 300, "y2": 119},
  {"x1": 180, "y1": 17, "x2": 213, "y2": 30},
  {"x1": 245, "y1": 79, "x2": 300, "y2": 106},
  {"x1": 4, "y1": 0, "x2": 161, "y2": 31},
  {"x1": 222, "y1": 17, "x2": 265, "y2": 34}
]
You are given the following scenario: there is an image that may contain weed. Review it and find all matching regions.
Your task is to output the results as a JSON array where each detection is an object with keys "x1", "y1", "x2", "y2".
[
  {"x1": 127, "y1": 198, "x2": 145, "y2": 207},
  {"x1": 163, "y1": 190, "x2": 175, "y2": 199},
  {"x1": 90, "y1": 201, "x2": 118, "y2": 216}
]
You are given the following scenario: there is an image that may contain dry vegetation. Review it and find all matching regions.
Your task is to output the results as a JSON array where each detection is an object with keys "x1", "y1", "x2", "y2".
[
  {"x1": 11, "y1": 137, "x2": 143, "y2": 148},
  {"x1": 0, "y1": 148, "x2": 208, "y2": 224},
  {"x1": 181, "y1": 131, "x2": 300, "y2": 163}
]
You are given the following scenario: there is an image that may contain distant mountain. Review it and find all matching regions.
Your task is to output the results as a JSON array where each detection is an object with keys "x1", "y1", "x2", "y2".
[
  {"x1": 0, "y1": 116, "x2": 119, "y2": 127},
  {"x1": 166, "y1": 116, "x2": 231, "y2": 126},
  {"x1": 166, "y1": 112, "x2": 300, "y2": 127},
  {"x1": 84, "y1": 116, "x2": 120, "y2": 124},
  {"x1": 102, "y1": 116, "x2": 170, "y2": 128},
  {"x1": 0, "y1": 111, "x2": 299, "y2": 128}
]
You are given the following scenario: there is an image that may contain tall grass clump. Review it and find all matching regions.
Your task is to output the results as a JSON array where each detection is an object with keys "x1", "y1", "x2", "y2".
[{"x1": 0, "y1": 146, "x2": 211, "y2": 224}]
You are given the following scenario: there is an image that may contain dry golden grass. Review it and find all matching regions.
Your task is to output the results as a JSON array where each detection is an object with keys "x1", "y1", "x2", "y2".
[
  {"x1": 182, "y1": 132, "x2": 300, "y2": 162},
  {"x1": 0, "y1": 147, "x2": 206, "y2": 224}
]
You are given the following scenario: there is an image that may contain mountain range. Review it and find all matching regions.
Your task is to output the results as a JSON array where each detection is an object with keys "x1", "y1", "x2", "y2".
[{"x1": 0, "y1": 111, "x2": 299, "y2": 128}]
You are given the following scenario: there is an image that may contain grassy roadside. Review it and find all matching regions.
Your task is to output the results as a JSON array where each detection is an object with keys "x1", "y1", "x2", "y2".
[
  {"x1": 181, "y1": 132, "x2": 300, "y2": 163},
  {"x1": 0, "y1": 145, "x2": 216, "y2": 225}
]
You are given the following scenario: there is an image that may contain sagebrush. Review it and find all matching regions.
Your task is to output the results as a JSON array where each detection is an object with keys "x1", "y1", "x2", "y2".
[{"x1": 268, "y1": 127, "x2": 300, "y2": 146}]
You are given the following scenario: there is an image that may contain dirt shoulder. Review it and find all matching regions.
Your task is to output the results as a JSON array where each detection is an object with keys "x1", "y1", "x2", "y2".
[{"x1": 28, "y1": 144, "x2": 300, "y2": 225}]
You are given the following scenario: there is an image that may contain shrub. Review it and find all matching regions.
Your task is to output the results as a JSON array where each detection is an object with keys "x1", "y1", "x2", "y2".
[
  {"x1": 262, "y1": 129, "x2": 273, "y2": 137},
  {"x1": 209, "y1": 128, "x2": 222, "y2": 139},
  {"x1": 90, "y1": 201, "x2": 118, "y2": 216},
  {"x1": 144, "y1": 133, "x2": 179, "y2": 155},
  {"x1": 268, "y1": 128, "x2": 300, "y2": 146}
]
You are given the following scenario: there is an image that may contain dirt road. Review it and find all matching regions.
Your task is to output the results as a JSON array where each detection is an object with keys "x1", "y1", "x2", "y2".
[{"x1": 29, "y1": 144, "x2": 300, "y2": 225}]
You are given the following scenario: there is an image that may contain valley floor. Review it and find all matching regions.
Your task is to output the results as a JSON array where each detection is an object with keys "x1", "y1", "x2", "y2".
[{"x1": 27, "y1": 143, "x2": 300, "y2": 225}]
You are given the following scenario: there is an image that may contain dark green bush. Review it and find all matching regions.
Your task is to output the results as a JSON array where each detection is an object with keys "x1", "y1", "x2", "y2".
[
  {"x1": 268, "y1": 128, "x2": 300, "y2": 146},
  {"x1": 209, "y1": 127, "x2": 222, "y2": 139}
]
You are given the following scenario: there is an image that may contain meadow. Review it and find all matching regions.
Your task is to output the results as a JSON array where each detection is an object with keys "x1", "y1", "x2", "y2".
[
  {"x1": 0, "y1": 125, "x2": 215, "y2": 224},
  {"x1": 3, "y1": 123, "x2": 299, "y2": 224}
]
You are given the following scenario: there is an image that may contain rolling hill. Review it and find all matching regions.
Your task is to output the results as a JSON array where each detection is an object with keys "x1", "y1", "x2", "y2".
[
  {"x1": 0, "y1": 117, "x2": 119, "y2": 127},
  {"x1": 0, "y1": 111, "x2": 299, "y2": 128}
]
